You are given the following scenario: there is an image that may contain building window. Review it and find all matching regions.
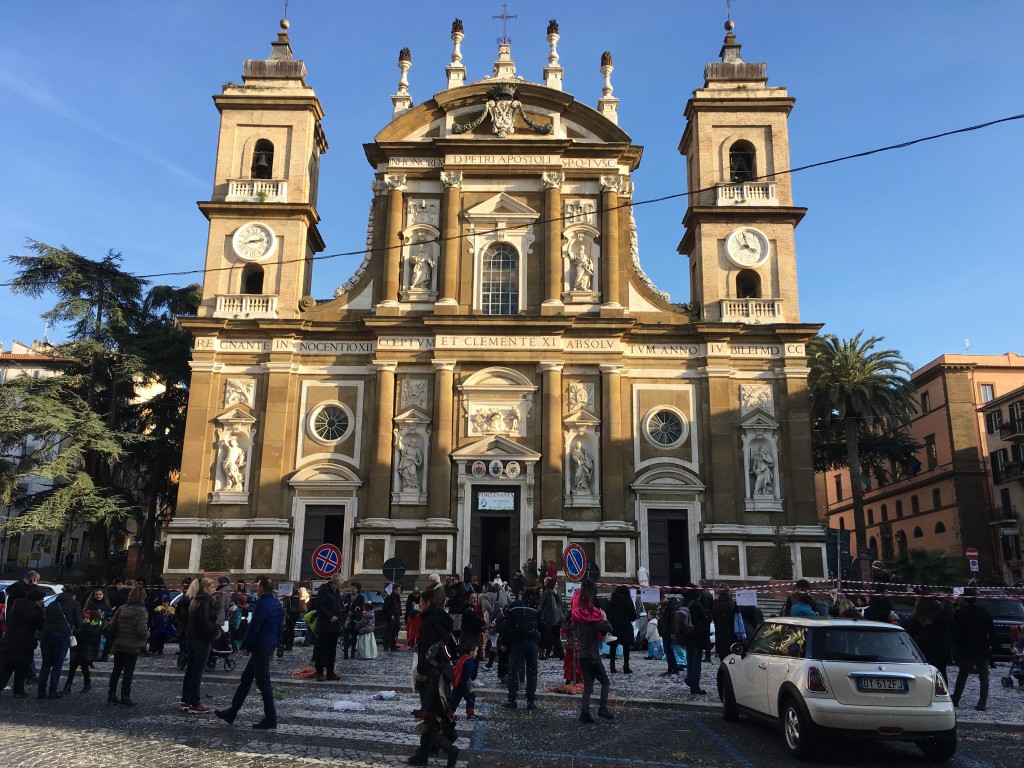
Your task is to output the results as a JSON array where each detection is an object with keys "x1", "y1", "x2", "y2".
[
  {"x1": 251, "y1": 139, "x2": 274, "y2": 179},
  {"x1": 992, "y1": 448, "x2": 1009, "y2": 484},
  {"x1": 867, "y1": 508, "x2": 874, "y2": 526},
  {"x1": 881, "y1": 504, "x2": 888, "y2": 522},
  {"x1": 643, "y1": 407, "x2": 688, "y2": 448},
  {"x1": 911, "y1": 495, "x2": 920, "y2": 514},
  {"x1": 986, "y1": 409, "x2": 1004, "y2": 435},
  {"x1": 895, "y1": 530, "x2": 908, "y2": 559},
  {"x1": 913, "y1": 527, "x2": 923, "y2": 538},
  {"x1": 717, "y1": 545, "x2": 741, "y2": 577},
  {"x1": 242, "y1": 264, "x2": 264, "y2": 295},
  {"x1": 735, "y1": 269, "x2": 760, "y2": 299},
  {"x1": 932, "y1": 488, "x2": 941, "y2": 509},
  {"x1": 729, "y1": 140, "x2": 756, "y2": 182},
  {"x1": 307, "y1": 402, "x2": 353, "y2": 444},
  {"x1": 919, "y1": 391, "x2": 930, "y2": 413},
  {"x1": 924, "y1": 434, "x2": 937, "y2": 471},
  {"x1": 834, "y1": 474, "x2": 843, "y2": 502},
  {"x1": 480, "y1": 243, "x2": 519, "y2": 315},
  {"x1": 895, "y1": 500, "x2": 903, "y2": 519},
  {"x1": 839, "y1": 517, "x2": 845, "y2": 530},
  {"x1": 869, "y1": 538, "x2": 878, "y2": 559},
  {"x1": 980, "y1": 383, "x2": 995, "y2": 403},
  {"x1": 935, "y1": 521, "x2": 946, "y2": 534}
]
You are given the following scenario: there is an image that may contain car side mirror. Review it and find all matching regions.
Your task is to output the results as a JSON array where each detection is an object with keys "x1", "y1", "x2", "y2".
[{"x1": 730, "y1": 641, "x2": 745, "y2": 657}]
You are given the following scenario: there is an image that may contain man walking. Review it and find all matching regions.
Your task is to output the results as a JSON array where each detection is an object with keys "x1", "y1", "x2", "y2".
[
  {"x1": 215, "y1": 577, "x2": 283, "y2": 729},
  {"x1": 658, "y1": 591, "x2": 681, "y2": 677},
  {"x1": 501, "y1": 588, "x2": 541, "y2": 711},
  {"x1": 950, "y1": 587, "x2": 995, "y2": 711},
  {"x1": 382, "y1": 583, "x2": 402, "y2": 651},
  {"x1": 314, "y1": 574, "x2": 344, "y2": 681}
]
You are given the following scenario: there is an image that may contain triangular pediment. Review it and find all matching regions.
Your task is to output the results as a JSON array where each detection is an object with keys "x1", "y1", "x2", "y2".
[
  {"x1": 739, "y1": 409, "x2": 779, "y2": 430},
  {"x1": 451, "y1": 434, "x2": 541, "y2": 462},
  {"x1": 563, "y1": 408, "x2": 600, "y2": 428},
  {"x1": 214, "y1": 407, "x2": 256, "y2": 425},
  {"x1": 394, "y1": 407, "x2": 431, "y2": 427},
  {"x1": 463, "y1": 193, "x2": 538, "y2": 222}
]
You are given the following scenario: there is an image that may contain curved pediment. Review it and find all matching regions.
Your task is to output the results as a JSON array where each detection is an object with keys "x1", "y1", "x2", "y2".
[
  {"x1": 287, "y1": 463, "x2": 362, "y2": 490},
  {"x1": 631, "y1": 465, "x2": 706, "y2": 494},
  {"x1": 461, "y1": 366, "x2": 535, "y2": 390}
]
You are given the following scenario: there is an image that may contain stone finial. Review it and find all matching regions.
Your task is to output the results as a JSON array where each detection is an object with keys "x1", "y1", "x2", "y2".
[
  {"x1": 601, "y1": 51, "x2": 613, "y2": 68},
  {"x1": 544, "y1": 19, "x2": 563, "y2": 90},
  {"x1": 598, "y1": 52, "x2": 618, "y2": 125},
  {"x1": 547, "y1": 19, "x2": 559, "y2": 35},
  {"x1": 392, "y1": 48, "x2": 414, "y2": 118},
  {"x1": 448, "y1": 17, "x2": 467, "y2": 88},
  {"x1": 452, "y1": 18, "x2": 464, "y2": 35}
]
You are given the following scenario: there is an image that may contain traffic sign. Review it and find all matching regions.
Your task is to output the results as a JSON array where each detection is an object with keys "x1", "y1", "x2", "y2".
[
  {"x1": 965, "y1": 547, "x2": 979, "y2": 559},
  {"x1": 311, "y1": 543, "x2": 342, "y2": 578},
  {"x1": 563, "y1": 543, "x2": 587, "y2": 582},
  {"x1": 382, "y1": 557, "x2": 406, "y2": 584},
  {"x1": 969, "y1": 559, "x2": 980, "y2": 572}
]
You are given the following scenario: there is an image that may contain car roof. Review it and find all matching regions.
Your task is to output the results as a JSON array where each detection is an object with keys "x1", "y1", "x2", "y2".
[{"x1": 765, "y1": 616, "x2": 903, "y2": 630}]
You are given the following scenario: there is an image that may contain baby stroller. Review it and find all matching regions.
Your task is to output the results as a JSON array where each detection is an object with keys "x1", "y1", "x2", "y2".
[
  {"x1": 206, "y1": 630, "x2": 237, "y2": 672},
  {"x1": 1000, "y1": 625, "x2": 1024, "y2": 687}
]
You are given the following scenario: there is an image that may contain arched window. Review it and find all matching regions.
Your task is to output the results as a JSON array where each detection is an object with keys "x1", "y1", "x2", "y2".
[
  {"x1": 913, "y1": 527, "x2": 923, "y2": 538},
  {"x1": 895, "y1": 530, "x2": 908, "y2": 559},
  {"x1": 935, "y1": 521, "x2": 946, "y2": 534},
  {"x1": 839, "y1": 517, "x2": 845, "y2": 530},
  {"x1": 481, "y1": 243, "x2": 519, "y2": 315},
  {"x1": 911, "y1": 495, "x2": 920, "y2": 514},
  {"x1": 869, "y1": 538, "x2": 878, "y2": 559},
  {"x1": 729, "y1": 140, "x2": 756, "y2": 183},
  {"x1": 867, "y1": 508, "x2": 874, "y2": 526},
  {"x1": 251, "y1": 139, "x2": 274, "y2": 180},
  {"x1": 895, "y1": 500, "x2": 903, "y2": 519},
  {"x1": 242, "y1": 264, "x2": 264, "y2": 295},
  {"x1": 735, "y1": 269, "x2": 761, "y2": 299},
  {"x1": 881, "y1": 504, "x2": 888, "y2": 522}
]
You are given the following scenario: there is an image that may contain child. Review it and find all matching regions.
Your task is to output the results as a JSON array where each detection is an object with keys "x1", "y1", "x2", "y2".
[
  {"x1": 64, "y1": 609, "x2": 103, "y2": 693},
  {"x1": 150, "y1": 600, "x2": 176, "y2": 654},
  {"x1": 448, "y1": 639, "x2": 478, "y2": 721},
  {"x1": 408, "y1": 640, "x2": 460, "y2": 767}
]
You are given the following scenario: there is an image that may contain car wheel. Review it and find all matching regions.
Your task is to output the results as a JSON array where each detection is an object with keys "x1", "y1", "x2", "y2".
[
  {"x1": 918, "y1": 731, "x2": 956, "y2": 762},
  {"x1": 781, "y1": 698, "x2": 816, "y2": 759},
  {"x1": 224, "y1": 658, "x2": 236, "y2": 671},
  {"x1": 719, "y1": 673, "x2": 740, "y2": 722}
]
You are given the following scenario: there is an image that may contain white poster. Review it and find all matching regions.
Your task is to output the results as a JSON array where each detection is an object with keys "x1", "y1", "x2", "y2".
[
  {"x1": 735, "y1": 588, "x2": 758, "y2": 607},
  {"x1": 277, "y1": 582, "x2": 293, "y2": 597},
  {"x1": 478, "y1": 491, "x2": 516, "y2": 511},
  {"x1": 639, "y1": 587, "x2": 660, "y2": 604}
]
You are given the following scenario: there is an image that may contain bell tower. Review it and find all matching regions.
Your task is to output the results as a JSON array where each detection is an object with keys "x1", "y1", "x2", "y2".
[
  {"x1": 196, "y1": 19, "x2": 328, "y2": 321},
  {"x1": 678, "y1": 21, "x2": 805, "y2": 324}
]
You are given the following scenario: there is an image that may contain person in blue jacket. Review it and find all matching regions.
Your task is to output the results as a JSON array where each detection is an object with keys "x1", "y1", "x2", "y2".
[{"x1": 214, "y1": 577, "x2": 283, "y2": 729}]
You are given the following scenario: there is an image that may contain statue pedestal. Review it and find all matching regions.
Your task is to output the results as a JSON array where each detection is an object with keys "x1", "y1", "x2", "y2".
[
  {"x1": 210, "y1": 491, "x2": 249, "y2": 505},
  {"x1": 562, "y1": 290, "x2": 598, "y2": 305},
  {"x1": 392, "y1": 490, "x2": 427, "y2": 505},
  {"x1": 564, "y1": 493, "x2": 601, "y2": 508},
  {"x1": 399, "y1": 288, "x2": 437, "y2": 303},
  {"x1": 744, "y1": 495, "x2": 783, "y2": 513}
]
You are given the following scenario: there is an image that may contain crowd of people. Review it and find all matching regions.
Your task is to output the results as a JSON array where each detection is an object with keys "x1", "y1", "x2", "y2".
[{"x1": 0, "y1": 564, "x2": 1012, "y2": 755}]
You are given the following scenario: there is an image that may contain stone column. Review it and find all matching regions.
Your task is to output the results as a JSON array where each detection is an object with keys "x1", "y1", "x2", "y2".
[
  {"x1": 541, "y1": 172, "x2": 565, "y2": 315},
  {"x1": 600, "y1": 176, "x2": 624, "y2": 315},
  {"x1": 379, "y1": 174, "x2": 406, "y2": 312},
  {"x1": 600, "y1": 363, "x2": 625, "y2": 521},
  {"x1": 258, "y1": 355, "x2": 299, "y2": 517},
  {"x1": 538, "y1": 362, "x2": 564, "y2": 520},
  {"x1": 428, "y1": 360, "x2": 456, "y2": 516},
  {"x1": 367, "y1": 361, "x2": 398, "y2": 517},
  {"x1": 436, "y1": 172, "x2": 462, "y2": 314}
]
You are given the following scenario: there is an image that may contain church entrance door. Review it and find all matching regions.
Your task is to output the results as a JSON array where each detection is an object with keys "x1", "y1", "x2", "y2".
[
  {"x1": 300, "y1": 505, "x2": 347, "y2": 582},
  {"x1": 647, "y1": 510, "x2": 690, "y2": 587},
  {"x1": 470, "y1": 485, "x2": 519, "y2": 582}
]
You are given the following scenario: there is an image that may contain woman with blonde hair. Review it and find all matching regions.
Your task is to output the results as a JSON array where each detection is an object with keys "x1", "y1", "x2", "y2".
[{"x1": 180, "y1": 578, "x2": 218, "y2": 714}]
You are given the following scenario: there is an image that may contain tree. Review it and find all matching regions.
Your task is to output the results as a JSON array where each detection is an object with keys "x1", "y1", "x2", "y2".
[
  {"x1": 199, "y1": 517, "x2": 230, "y2": 573},
  {"x1": 5, "y1": 240, "x2": 198, "y2": 575},
  {"x1": 766, "y1": 525, "x2": 794, "y2": 580},
  {"x1": 897, "y1": 548, "x2": 959, "y2": 587},
  {"x1": 807, "y1": 332, "x2": 916, "y2": 581}
]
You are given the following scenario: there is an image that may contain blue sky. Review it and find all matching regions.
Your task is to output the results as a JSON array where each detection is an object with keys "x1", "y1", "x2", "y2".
[{"x1": 2, "y1": 1, "x2": 1021, "y2": 371}]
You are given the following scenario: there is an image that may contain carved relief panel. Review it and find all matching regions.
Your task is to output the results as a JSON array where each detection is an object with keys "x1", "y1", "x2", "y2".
[
  {"x1": 224, "y1": 378, "x2": 256, "y2": 408},
  {"x1": 401, "y1": 378, "x2": 429, "y2": 410},
  {"x1": 458, "y1": 367, "x2": 537, "y2": 439}
]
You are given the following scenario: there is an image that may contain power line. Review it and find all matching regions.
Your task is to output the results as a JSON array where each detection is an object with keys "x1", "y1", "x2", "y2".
[{"x1": 3, "y1": 113, "x2": 1022, "y2": 289}]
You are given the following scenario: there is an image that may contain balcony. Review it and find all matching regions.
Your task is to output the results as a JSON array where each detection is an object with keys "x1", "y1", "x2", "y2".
[
  {"x1": 989, "y1": 505, "x2": 1017, "y2": 523},
  {"x1": 1003, "y1": 461, "x2": 1024, "y2": 483},
  {"x1": 715, "y1": 181, "x2": 778, "y2": 206},
  {"x1": 225, "y1": 179, "x2": 288, "y2": 203},
  {"x1": 719, "y1": 298, "x2": 784, "y2": 324},
  {"x1": 999, "y1": 418, "x2": 1024, "y2": 442},
  {"x1": 213, "y1": 294, "x2": 278, "y2": 320}
]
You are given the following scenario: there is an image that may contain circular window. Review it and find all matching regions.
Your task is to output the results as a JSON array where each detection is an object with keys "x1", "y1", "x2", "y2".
[
  {"x1": 643, "y1": 407, "x2": 688, "y2": 449},
  {"x1": 308, "y1": 403, "x2": 352, "y2": 444}
]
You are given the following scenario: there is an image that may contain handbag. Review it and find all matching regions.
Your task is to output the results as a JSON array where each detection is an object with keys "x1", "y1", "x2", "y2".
[
  {"x1": 59, "y1": 604, "x2": 78, "y2": 647},
  {"x1": 102, "y1": 611, "x2": 119, "y2": 642}
]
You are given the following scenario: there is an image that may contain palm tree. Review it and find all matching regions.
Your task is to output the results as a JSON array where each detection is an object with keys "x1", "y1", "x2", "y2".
[
  {"x1": 898, "y1": 548, "x2": 959, "y2": 587},
  {"x1": 807, "y1": 332, "x2": 916, "y2": 582}
]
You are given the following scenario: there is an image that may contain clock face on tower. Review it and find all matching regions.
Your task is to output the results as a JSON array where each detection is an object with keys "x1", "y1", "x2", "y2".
[
  {"x1": 232, "y1": 222, "x2": 277, "y2": 261},
  {"x1": 725, "y1": 227, "x2": 770, "y2": 268}
]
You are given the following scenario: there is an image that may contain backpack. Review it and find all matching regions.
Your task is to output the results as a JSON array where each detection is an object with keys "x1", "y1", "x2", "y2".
[
  {"x1": 673, "y1": 602, "x2": 695, "y2": 642},
  {"x1": 303, "y1": 609, "x2": 318, "y2": 636}
]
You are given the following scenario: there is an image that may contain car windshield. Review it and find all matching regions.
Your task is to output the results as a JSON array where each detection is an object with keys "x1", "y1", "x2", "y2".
[
  {"x1": 979, "y1": 599, "x2": 1024, "y2": 621},
  {"x1": 817, "y1": 627, "x2": 924, "y2": 663}
]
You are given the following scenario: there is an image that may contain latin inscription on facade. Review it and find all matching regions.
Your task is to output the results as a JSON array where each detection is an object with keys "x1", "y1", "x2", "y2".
[
  {"x1": 626, "y1": 343, "x2": 701, "y2": 358},
  {"x1": 446, "y1": 154, "x2": 560, "y2": 166}
]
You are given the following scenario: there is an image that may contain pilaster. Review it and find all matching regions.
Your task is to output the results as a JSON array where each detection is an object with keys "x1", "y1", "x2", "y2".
[
  {"x1": 541, "y1": 173, "x2": 565, "y2": 315},
  {"x1": 539, "y1": 362, "x2": 564, "y2": 520},
  {"x1": 428, "y1": 360, "x2": 457, "y2": 516},
  {"x1": 379, "y1": 175, "x2": 406, "y2": 315},
  {"x1": 256, "y1": 354, "x2": 300, "y2": 517},
  {"x1": 600, "y1": 177, "x2": 624, "y2": 316},
  {"x1": 436, "y1": 172, "x2": 462, "y2": 314},
  {"x1": 367, "y1": 361, "x2": 398, "y2": 517},
  {"x1": 600, "y1": 363, "x2": 625, "y2": 521}
]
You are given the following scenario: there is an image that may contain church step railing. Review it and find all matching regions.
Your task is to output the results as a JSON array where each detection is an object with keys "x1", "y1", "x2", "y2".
[
  {"x1": 719, "y1": 298, "x2": 783, "y2": 323},
  {"x1": 213, "y1": 294, "x2": 279, "y2": 319},
  {"x1": 225, "y1": 179, "x2": 288, "y2": 203}
]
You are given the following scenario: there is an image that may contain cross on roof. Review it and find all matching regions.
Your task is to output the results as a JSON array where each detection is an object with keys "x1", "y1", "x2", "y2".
[{"x1": 492, "y1": 3, "x2": 517, "y2": 45}]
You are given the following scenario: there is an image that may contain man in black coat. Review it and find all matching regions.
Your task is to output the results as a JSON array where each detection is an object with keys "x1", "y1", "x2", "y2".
[
  {"x1": 314, "y1": 575, "x2": 344, "y2": 681},
  {"x1": 657, "y1": 591, "x2": 681, "y2": 676},
  {"x1": 5, "y1": 571, "x2": 40, "y2": 604},
  {"x1": 381, "y1": 584, "x2": 402, "y2": 651},
  {"x1": 950, "y1": 588, "x2": 996, "y2": 711},
  {"x1": 501, "y1": 589, "x2": 542, "y2": 710},
  {"x1": 0, "y1": 587, "x2": 46, "y2": 696},
  {"x1": 681, "y1": 585, "x2": 711, "y2": 696}
]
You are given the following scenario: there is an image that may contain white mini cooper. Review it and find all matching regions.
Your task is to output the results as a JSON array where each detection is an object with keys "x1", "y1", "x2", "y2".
[{"x1": 717, "y1": 617, "x2": 956, "y2": 761}]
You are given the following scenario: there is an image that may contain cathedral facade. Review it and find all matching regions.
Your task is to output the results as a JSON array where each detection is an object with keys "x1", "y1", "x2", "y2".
[{"x1": 165, "y1": 18, "x2": 825, "y2": 588}]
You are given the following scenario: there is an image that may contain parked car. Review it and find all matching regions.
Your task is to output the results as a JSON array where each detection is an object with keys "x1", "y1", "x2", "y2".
[
  {"x1": 974, "y1": 597, "x2": 1024, "y2": 660},
  {"x1": 1, "y1": 580, "x2": 58, "y2": 598},
  {"x1": 717, "y1": 617, "x2": 956, "y2": 761}
]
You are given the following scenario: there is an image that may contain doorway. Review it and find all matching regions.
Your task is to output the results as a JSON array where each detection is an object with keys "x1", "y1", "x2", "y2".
[
  {"x1": 647, "y1": 509, "x2": 690, "y2": 587},
  {"x1": 301, "y1": 504, "x2": 346, "y2": 582},
  {"x1": 470, "y1": 485, "x2": 520, "y2": 582}
]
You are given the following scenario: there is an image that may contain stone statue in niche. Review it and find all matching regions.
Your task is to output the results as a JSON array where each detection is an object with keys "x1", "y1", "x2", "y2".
[
  {"x1": 751, "y1": 446, "x2": 775, "y2": 496},
  {"x1": 395, "y1": 429, "x2": 423, "y2": 492},
  {"x1": 409, "y1": 243, "x2": 435, "y2": 289},
  {"x1": 218, "y1": 429, "x2": 247, "y2": 492},
  {"x1": 570, "y1": 440, "x2": 594, "y2": 495},
  {"x1": 569, "y1": 235, "x2": 594, "y2": 291},
  {"x1": 568, "y1": 383, "x2": 591, "y2": 413}
]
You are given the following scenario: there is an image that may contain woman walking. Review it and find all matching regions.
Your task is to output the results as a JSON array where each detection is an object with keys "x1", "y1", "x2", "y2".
[
  {"x1": 108, "y1": 586, "x2": 150, "y2": 705},
  {"x1": 0, "y1": 588, "x2": 46, "y2": 698},
  {"x1": 605, "y1": 586, "x2": 636, "y2": 674},
  {"x1": 181, "y1": 578, "x2": 218, "y2": 714},
  {"x1": 571, "y1": 579, "x2": 613, "y2": 723}
]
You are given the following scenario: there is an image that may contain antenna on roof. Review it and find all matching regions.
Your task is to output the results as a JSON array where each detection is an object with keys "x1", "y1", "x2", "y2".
[
  {"x1": 43, "y1": 320, "x2": 50, "y2": 346},
  {"x1": 283, "y1": 0, "x2": 289, "y2": 19},
  {"x1": 965, "y1": 338, "x2": 972, "y2": 352}
]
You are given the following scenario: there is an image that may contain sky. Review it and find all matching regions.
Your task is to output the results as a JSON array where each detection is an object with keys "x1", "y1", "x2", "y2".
[{"x1": 1, "y1": 0, "x2": 1022, "y2": 371}]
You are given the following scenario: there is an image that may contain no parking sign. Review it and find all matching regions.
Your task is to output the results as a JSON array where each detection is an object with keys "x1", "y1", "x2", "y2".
[
  {"x1": 563, "y1": 543, "x2": 587, "y2": 582},
  {"x1": 311, "y1": 543, "x2": 342, "y2": 579}
]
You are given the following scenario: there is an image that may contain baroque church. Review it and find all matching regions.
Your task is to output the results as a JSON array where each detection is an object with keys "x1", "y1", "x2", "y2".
[{"x1": 165, "y1": 16, "x2": 825, "y2": 588}]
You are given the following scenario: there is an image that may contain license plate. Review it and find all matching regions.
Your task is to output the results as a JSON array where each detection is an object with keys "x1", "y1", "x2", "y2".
[{"x1": 857, "y1": 676, "x2": 908, "y2": 692}]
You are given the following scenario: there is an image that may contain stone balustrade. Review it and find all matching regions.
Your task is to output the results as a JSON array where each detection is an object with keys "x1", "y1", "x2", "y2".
[
  {"x1": 213, "y1": 294, "x2": 279, "y2": 319},
  {"x1": 225, "y1": 179, "x2": 288, "y2": 203},
  {"x1": 715, "y1": 181, "x2": 777, "y2": 206},
  {"x1": 719, "y1": 298, "x2": 783, "y2": 323}
]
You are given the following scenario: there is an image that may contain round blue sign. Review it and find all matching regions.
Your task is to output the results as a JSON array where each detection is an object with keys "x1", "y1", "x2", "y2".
[
  {"x1": 312, "y1": 543, "x2": 341, "y2": 578},
  {"x1": 563, "y1": 543, "x2": 587, "y2": 582}
]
